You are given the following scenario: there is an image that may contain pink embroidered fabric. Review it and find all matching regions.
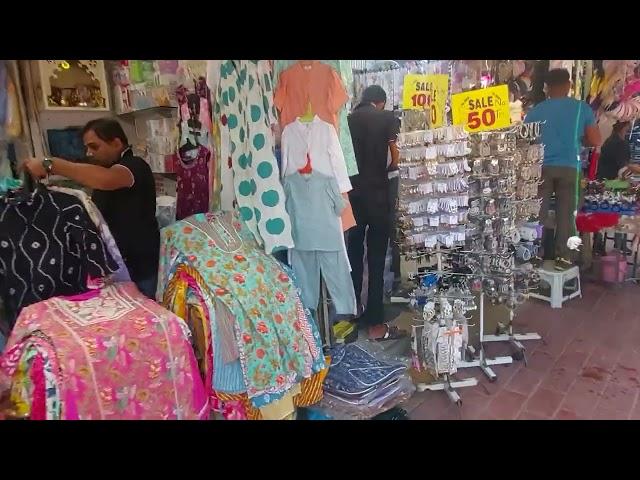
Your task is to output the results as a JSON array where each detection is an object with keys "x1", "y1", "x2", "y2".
[{"x1": 1, "y1": 282, "x2": 208, "y2": 420}]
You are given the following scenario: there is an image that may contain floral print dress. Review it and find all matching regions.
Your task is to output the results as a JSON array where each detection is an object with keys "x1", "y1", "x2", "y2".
[{"x1": 158, "y1": 211, "x2": 324, "y2": 408}]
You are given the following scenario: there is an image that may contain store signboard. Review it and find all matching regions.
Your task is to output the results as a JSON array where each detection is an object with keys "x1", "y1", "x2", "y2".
[
  {"x1": 402, "y1": 74, "x2": 449, "y2": 128},
  {"x1": 451, "y1": 85, "x2": 511, "y2": 133}
]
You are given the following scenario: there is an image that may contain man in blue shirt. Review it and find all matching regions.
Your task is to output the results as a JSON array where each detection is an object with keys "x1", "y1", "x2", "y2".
[{"x1": 525, "y1": 69, "x2": 601, "y2": 269}]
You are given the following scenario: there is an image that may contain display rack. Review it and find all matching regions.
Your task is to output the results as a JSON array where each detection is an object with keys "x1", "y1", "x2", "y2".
[
  {"x1": 397, "y1": 118, "x2": 546, "y2": 404},
  {"x1": 397, "y1": 120, "x2": 481, "y2": 404},
  {"x1": 411, "y1": 246, "x2": 478, "y2": 405},
  {"x1": 463, "y1": 122, "x2": 545, "y2": 363}
]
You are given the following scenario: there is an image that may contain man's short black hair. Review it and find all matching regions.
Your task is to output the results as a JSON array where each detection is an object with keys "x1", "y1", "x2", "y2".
[
  {"x1": 81, "y1": 117, "x2": 129, "y2": 145},
  {"x1": 545, "y1": 69, "x2": 571, "y2": 87},
  {"x1": 361, "y1": 85, "x2": 387, "y2": 104}
]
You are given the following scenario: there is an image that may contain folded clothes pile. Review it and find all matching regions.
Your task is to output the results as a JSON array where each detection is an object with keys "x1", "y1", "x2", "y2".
[{"x1": 320, "y1": 343, "x2": 415, "y2": 419}]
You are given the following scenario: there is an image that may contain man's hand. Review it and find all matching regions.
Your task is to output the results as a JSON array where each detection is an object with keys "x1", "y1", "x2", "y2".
[{"x1": 21, "y1": 157, "x2": 47, "y2": 179}]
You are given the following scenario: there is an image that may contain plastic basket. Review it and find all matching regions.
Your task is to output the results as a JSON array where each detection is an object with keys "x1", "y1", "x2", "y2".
[{"x1": 601, "y1": 252, "x2": 627, "y2": 283}]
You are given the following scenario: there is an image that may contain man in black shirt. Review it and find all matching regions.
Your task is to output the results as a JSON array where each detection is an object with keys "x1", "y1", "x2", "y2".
[
  {"x1": 23, "y1": 118, "x2": 160, "y2": 298},
  {"x1": 594, "y1": 121, "x2": 639, "y2": 255},
  {"x1": 597, "y1": 121, "x2": 638, "y2": 180},
  {"x1": 347, "y1": 85, "x2": 402, "y2": 339}
]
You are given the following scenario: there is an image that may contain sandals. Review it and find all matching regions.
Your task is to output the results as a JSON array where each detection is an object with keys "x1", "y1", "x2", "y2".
[
  {"x1": 370, "y1": 323, "x2": 408, "y2": 342},
  {"x1": 554, "y1": 257, "x2": 574, "y2": 271}
]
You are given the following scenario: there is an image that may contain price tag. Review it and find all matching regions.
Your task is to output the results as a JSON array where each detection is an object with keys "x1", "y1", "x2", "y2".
[
  {"x1": 451, "y1": 85, "x2": 511, "y2": 133},
  {"x1": 402, "y1": 74, "x2": 449, "y2": 128}
]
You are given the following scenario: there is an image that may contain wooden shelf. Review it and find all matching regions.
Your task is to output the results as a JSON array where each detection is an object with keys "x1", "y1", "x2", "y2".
[{"x1": 117, "y1": 106, "x2": 177, "y2": 119}]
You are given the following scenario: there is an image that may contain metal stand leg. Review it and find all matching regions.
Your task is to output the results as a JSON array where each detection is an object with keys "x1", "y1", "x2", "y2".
[
  {"x1": 456, "y1": 293, "x2": 513, "y2": 381},
  {"x1": 483, "y1": 308, "x2": 541, "y2": 366},
  {"x1": 318, "y1": 279, "x2": 332, "y2": 347},
  {"x1": 417, "y1": 373, "x2": 478, "y2": 406}
]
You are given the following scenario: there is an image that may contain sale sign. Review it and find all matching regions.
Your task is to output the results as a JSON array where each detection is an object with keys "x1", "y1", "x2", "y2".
[
  {"x1": 402, "y1": 74, "x2": 449, "y2": 128},
  {"x1": 451, "y1": 85, "x2": 511, "y2": 133}
]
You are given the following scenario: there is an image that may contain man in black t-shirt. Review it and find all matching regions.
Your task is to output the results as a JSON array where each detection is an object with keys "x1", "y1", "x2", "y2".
[
  {"x1": 347, "y1": 85, "x2": 402, "y2": 339},
  {"x1": 23, "y1": 118, "x2": 160, "y2": 299},
  {"x1": 597, "y1": 121, "x2": 638, "y2": 180}
]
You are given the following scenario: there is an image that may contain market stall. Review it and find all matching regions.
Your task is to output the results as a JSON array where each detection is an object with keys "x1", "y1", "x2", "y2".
[{"x1": 2, "y1": 58, "x2": 608, "y2": 420}]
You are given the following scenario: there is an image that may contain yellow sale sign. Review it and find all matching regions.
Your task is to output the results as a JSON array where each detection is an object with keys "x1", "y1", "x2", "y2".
[
  {"x1": 451, "y1": 85, "x2": 511, "y2": 133},
  {"x1": 402, "y1": 74, "x2": 449, "y2": 128}
]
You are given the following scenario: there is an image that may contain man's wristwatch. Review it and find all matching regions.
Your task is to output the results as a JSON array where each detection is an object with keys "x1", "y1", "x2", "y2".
[{"x1": 42, "y1": 157, "x2": 53, "y2": 175}]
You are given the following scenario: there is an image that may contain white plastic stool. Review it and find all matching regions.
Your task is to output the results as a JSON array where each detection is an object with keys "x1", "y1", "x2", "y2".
[{"x1": 529, "y1": 266, "x2": 582, "y2": 309}]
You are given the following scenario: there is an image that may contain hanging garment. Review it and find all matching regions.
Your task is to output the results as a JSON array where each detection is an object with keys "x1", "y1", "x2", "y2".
[
  {"x1": 281, "y1": 116, "x2": 352, "y2": 193},
  {"x1": 289, "y1": 249, "x2": 356, "y2": 315},
  {"x1": 158, "y1": 211, "x2": 324, "y2": 408},
  {"x1": 0, "y1": 187, "x2": 118, "y2": 327},
  {"x1": 176, "y1": 145, "x2": 211, "y2": 221},
  {"x1": 215, "y1": 60, "x2": 293, "y2": 254},
  {"x1": 176, "y1": 81, "x2": 212, "y2": 151},
  {"x1": 0, "y1": 60, "x2": 7, "y2": 128},
  {"x1": 4, "y1": 68, "x2": 21, "y2": 138},
  {"x1": 48, "y1": 186, "x2": 130, "y2": 283},
  {"x1": 283, "y1": 171, "x2": 355, "y2": 314},
  {"x1": 283, "y1": 171, "x2": 345, "y2": 251},
  {"x1": 274, "y1": 61, "x2": 348, "y2": 133},
  {"x1": 274, "y1": 60, "x2": 358, "y2": 177},
  {"x1": 281, "y1": 116, "x2": 355, "y2": 231},
  {"x1": 0, "y1": 282, "x2": 208, "y2": 420}
]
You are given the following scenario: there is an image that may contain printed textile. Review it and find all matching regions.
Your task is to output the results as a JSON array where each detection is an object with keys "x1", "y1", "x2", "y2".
[
  {"x1": 0, "y1": 187, "x2": 118, "y2": 326},
  {"x1": 0, "y1": 282, "x2": 208, "y2": 420},
  {"x1": 48, "y1": 186, "x2": 130, "y2": 282},
  {"x1": 215, "y1": 60, "x2": 293, "y2": 254},
  {"x1": 158, "y1": 211, "x2": 324, "y2": 408}
]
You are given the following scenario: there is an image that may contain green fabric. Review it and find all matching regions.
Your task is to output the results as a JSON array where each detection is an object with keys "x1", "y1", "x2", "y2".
[
  {"x1": 273, "y1": 61, "x2": 358, "y2": 176},
  {"x1": 604, "y1": 179, "x2": 629, "y2": 190}
]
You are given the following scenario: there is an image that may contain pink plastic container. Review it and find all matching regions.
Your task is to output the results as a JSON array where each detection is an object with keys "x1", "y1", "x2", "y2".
[{"x1": 601, "y1": 253, "x2": 627, "y2": 283}]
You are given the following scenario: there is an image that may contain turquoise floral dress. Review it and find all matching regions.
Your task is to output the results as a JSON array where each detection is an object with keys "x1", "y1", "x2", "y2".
[{"x1": 158, "y1": 211, "x2": 324, "y2": 408}]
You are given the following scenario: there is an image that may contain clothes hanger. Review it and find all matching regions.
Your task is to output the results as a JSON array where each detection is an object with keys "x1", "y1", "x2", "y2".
[
  {"x1": 298, "y1": 152, "x2": 313, "y2": 175},
  {"x1": 299, "y1": 60, "x2": 315, "y2": 70},
  {"x1": 299, "y1": 102, "x2": 315, "y2": 123}
]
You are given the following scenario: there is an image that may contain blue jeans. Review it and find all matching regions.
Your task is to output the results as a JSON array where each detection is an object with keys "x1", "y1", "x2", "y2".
[{"x1": 135, "y1": 275, "x2": 158, "y2": 300}]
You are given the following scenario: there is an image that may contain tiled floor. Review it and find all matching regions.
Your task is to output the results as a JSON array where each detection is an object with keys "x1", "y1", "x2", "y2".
[{"x1": 406, "y1": 279, "x2": 640, "y2": 420}]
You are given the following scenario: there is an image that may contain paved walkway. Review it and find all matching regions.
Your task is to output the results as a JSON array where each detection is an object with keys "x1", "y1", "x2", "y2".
[{"x1": 406, "y1": 280, "x2": 640, "y2": 420}]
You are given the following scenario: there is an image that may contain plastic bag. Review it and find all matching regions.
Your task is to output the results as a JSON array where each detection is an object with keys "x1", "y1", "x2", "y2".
[
  {"x1": 319, "y1": 375, "x2": 415, "y2": 420},
  {"x1": 4, "y1": 73, "x2": 21, "y2": 138},
  {"x1": 156, "y1": 195, "x2": 177, "y2": 228},
  {"x1": 319, "y1": 341, "x2": 415, "y2": 420}
]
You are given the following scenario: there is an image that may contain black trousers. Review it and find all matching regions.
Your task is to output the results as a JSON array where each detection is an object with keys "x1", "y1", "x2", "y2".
[
  {"x1": 347, "y1": 190, "x2": 390, "y2": 326},
  {"x1": 388, "y1": 175, "x2": 400, "y2": 281}
]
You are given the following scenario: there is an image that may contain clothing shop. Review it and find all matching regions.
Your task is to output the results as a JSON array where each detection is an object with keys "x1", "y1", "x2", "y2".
[{"x1": 1, "y1": 59, "x2": 639, "y2": 421}]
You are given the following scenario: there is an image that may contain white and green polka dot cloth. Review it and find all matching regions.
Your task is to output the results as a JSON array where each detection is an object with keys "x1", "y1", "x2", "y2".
[{"x1": 215, "y1": 60, "x2": 293, "y2": 253}]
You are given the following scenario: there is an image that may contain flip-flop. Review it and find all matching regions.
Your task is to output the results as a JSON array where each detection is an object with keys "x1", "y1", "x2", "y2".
[{"x1": 371, "y1": 324, "x2": 408, "y2": 342}]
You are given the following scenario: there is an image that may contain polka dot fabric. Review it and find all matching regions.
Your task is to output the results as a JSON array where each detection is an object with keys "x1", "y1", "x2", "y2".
[{"x1": 217, "y1": 60, "x2": 293, "y2": 253}]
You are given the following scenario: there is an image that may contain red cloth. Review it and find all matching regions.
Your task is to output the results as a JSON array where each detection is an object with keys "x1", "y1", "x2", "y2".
[
  {"x1": 576, "y1": 212, "x2": 620, "y2": 233},
  {"x1": 587, "y1": 150, "x2": 600, "y2": 181}
]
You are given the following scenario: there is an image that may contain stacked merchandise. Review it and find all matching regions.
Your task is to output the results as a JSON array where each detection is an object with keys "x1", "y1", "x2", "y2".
[
  {"x1": 352, "y1": 62, "x2": 403, "y2": 111},
  {"x1": 583, "y1": 179, "x2": 640, "y2": 215},
  {"x1": 630, "y1": 121, "x2": 640, "y2": 164},
  {"x1": 157, "y1": 211, "x2": 327, "y2": 420},
  {"x1": 318, "y1": 342, "x2": 415, "y2": 420},
  {"x1": 0, "y1": 283, "x2": 207, "y2": 420},
  {"x1": 0, "y1": 184, "x2": 121, "y2": 328}
]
